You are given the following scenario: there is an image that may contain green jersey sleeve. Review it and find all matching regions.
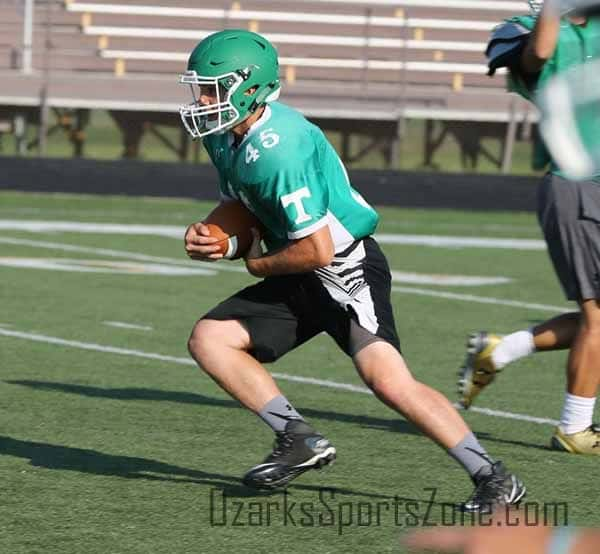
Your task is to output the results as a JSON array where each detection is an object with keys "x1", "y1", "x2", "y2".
[
  {"x1": 271, "y1": 156, "x2": 330, "y2": 240},
  {"x1": 244, "y1": 127, "x2": 331, "y2": 240}
]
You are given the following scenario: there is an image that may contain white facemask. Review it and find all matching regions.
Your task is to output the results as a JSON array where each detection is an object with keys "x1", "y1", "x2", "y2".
[{"x1": 179, "y1": 70, "x2": 244, "y2": 139}]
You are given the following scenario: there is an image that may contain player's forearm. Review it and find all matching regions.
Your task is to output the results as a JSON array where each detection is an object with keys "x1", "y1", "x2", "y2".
[
  {"x1": 246, "y1": 234, "x2": 334, "y2": 278},
  {"x1": 522, "y1": 2, "x2": 562, "y2": 72}
]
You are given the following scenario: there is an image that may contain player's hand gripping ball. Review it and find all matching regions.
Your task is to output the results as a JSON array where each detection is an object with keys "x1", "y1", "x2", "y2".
[{"x1": 202, "y1": 200, "x2": 263, "y2": 260}]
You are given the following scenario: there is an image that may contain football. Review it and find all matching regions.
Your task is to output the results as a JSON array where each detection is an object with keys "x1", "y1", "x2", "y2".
[{"x1": 203, "y1": 200, "x2": 263, "y2": 260}]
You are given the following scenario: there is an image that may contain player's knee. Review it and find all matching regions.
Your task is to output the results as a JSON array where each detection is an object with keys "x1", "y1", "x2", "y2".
[
  {"x1": 367, "y1": 365, "x2": 417, "y2": 402},
  {"x1": 187, "y1": 319, "x2": 249, "y2": 363},
  {"x1": 188, "y1": 323, "x2": 204, "y2": 362},
  {"x1": 580, "y1": 301, "x2": 600, "y2": 332},
  {"x1": 583, "y1": 320, "x2": 600, "y2": 340},
  {"x1": 356, "y1": 344, "x2": 415, "y2": 398},
  {"x1": 187, "y1": 319, "x2": 222, "y2": 363}
]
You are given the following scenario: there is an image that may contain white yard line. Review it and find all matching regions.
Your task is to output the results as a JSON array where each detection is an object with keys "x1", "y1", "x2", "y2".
[
  {"x1": 0, "y1": 220, "x2": 184, "y2": 239},
  {"x1": 0, "y1": 327, "x2": 560, "y2": 427},
  {"x1": 0, "y1": 237, "x2": 513, "y2": 286},
  {"x1": 0, "y1": 257, "x2": 217, "y2": 276},
  {"x1": 376, "y1": 234, "x2": 546, "y2": 250},
  {"x1": 0, "y1": 221, "x2": 546, "y2": 250},
  {"x1": 390, "y1": 271, "x2": 511, "y2": 287},
  {"x1": 0, "y1": 236, "x2": 247, "y2": 273},
  {"x1": 103, "y1": 321, "x2": 153, "y2": 331},
  {"x1": 392, "y1": 286, "x2": 572, "y2": 313}
]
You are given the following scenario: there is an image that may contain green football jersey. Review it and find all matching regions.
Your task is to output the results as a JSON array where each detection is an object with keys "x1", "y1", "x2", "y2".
[
  {"x1": 506, "y1": 15, "x2": 600, "y2": 179},
  {"x1": 507, "y1": 16, "x2": 600, "y2": 101},
  {"x1": 203, "y1": 102, "x2": 379, "y2": 253}
]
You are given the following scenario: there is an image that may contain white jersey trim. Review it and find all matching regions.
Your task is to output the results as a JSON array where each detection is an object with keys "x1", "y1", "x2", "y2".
[
  {"x1": 287, "y1": 215, "x2": 329, "y2": 239},
  {"x1": 286, "y1": 210, "x2": 359, "y2": 250},
  {"x1": 315, "y1": 240, "x2": 379, "y2": 334},
  {"x1": 327, "y1": 211, "x2": 356, "y2": 254}
]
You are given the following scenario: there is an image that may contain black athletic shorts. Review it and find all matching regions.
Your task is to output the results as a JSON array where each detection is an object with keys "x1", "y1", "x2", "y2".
[
  {"x1": 537, "y1": 173, "x2": 600, "y2": 301},
  {"x1": 201, "y1": 237, "x2": 401, "y2": 363}
]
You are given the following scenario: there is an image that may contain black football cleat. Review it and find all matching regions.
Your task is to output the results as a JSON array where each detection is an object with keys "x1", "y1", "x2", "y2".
[
  {"x1": 462, "y1": 461, "x2": 526, "y2": 513},
  {"x1": 242, "y1": 420, "x2": 336, "y2": 490}
]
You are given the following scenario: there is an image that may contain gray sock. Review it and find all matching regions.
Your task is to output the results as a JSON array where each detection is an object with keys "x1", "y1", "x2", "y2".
[
  {"x1": 448, "y1": 433, "x2": 494, "y2": 479},
  {"x1": 258, "y1": 395, "x2": 304, "y2": 432}
]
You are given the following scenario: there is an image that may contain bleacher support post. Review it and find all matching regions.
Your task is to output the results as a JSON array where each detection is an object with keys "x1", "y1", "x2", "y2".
[
  {"x1": 390, "y1": 117, "x2": 404, "y2": 169},
  {"x1": 71, "y1": 109, "x2": 90, "y2": 158},
  {"x1": 179, "y1": 127, "x2": 190, "y2": 162},
  {"x1": 38, "y1": 88, "x2": 49, "y2": 156},
  {"x1": 13, "y1": 114, "x2": 27, "y2": 156},
  {"x1": 37, "y1": 0, "x2": 55, "y2": 156},
  {"x1": 501, "y1": 96, "x2": 518, "y2": 173},
  {"x1": 110, "y1": 111, "x2": 145, "y2": 159}
]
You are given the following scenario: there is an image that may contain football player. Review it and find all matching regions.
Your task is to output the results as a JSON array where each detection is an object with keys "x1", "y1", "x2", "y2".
[
  {"x1": 181, "y1": 29, "x2": 525, "y2": 511},
  {"x1": 459, "y1": 0, "x2": 600, "y2": 455}
]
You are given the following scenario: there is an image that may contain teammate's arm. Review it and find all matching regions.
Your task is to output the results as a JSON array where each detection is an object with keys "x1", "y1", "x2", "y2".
[
  {"x1": 244, "y1": 225, "x2": 334, "y2": 277},
  {"x1": 521, "y1": 2, "x2": 562, "y2": 73}
]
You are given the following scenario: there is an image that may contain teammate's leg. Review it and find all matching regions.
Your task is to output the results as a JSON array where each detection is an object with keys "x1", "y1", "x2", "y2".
[
  {"x1": 552, "y1": 299, "x2": 600, "y2": 453},
  {"x1": 460, "y1": 174, "x2": 588, "y2": 409},
  {"x1": 565, "y1": 300, "x2": 600, "y2": 398},
  {"x1": 533, "y1": 312, "x2": 580, "y2": 351},
  {"x1": 458, "y1": 312, "x2": 579, "y2": 408},
  {"x1": 462, "y1": 175, "x2": 600, "y2": 454}
]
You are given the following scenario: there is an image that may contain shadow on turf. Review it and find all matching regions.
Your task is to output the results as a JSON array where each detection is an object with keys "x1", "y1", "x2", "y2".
[
  {"x1": 0, "y1": 434, "x2": 241, "y2": 487},
  {"x1": 6, "y1": 379, "x2": 557, "y2": 454},
  {"x1": 2, "y1": 380, "x2": 469, "y2": 504},
  {"x1": 0, "y1": 435, "x2": 444, "y2": 504},
  {"x1": 5, "y1": 380, "x2": 555, "y2": 453},
  {"x1": 5, "y1": 379, "x2": 421, "y2": 435}
]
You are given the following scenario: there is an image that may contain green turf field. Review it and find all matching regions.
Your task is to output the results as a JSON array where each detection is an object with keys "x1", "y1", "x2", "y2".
[{"x1": 0, "y1": 191, "x2": 596, "y2": 554}]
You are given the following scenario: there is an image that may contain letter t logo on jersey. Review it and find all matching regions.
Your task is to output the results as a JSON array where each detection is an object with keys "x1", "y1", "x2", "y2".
[{"x1": 280, "y1": 186, "x2": 313, "y2": 225}]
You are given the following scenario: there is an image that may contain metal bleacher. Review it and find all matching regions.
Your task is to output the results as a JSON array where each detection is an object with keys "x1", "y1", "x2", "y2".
[{"x1": 0, "y1": 0, "x2": 535, "y2": 165}]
